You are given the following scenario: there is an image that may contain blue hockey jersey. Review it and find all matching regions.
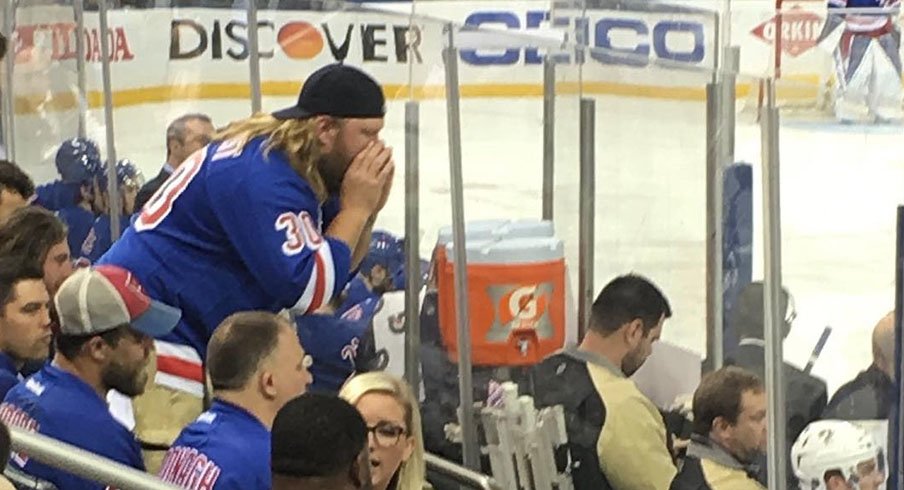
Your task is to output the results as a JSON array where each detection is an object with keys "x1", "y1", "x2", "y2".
[
  {"x1": 98, "y1": 137, "x2": 353, "y2": 358},
  {"x1": 34, "y1": 181, "x2": 80, "y2": 212},
  {"x1": 80, "y1": 214, "x2": 133, "y2": 265},
  {"x1": 296, "y1": 297, "x2": 381, "y2": 393},
  {"x1": 0, "y1": 364, "x2": 144, "y2": 490},
  {"x1": 158, "y1": 399, "x2": 270, "y2": 490},
  {"x1": 57, "y1": 206, "x2": 96, "y2": 261}
]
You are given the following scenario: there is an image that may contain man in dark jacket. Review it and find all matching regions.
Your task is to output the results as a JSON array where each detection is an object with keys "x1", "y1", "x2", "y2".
[
  {"x1": 530, "y1": 274, "x2": 677, "y2": 490},
  {"x1": 823, "y1": 311, "x2": 895, "y2": 420},
  {"x1": 725, "y1": 282, "x2": 827, "y2": 487},
  {"x1": 133, "y1": 114, "x2": 214, "y2": 211}
]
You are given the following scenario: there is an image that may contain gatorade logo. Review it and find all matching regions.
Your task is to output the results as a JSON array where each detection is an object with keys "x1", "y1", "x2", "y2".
[{"x1": 486, "y1": 283, "x2": 555, "y2": 341}]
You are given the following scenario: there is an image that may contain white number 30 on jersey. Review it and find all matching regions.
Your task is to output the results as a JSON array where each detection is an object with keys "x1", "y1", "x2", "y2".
[{"x1": 275, "y1": 211, "x2": 324, "y2": 256}]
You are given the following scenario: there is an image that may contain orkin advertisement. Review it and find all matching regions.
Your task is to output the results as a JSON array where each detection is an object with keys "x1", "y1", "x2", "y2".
[{"x1": 8, "y1": 0, "x2": 889, "y2": 113}]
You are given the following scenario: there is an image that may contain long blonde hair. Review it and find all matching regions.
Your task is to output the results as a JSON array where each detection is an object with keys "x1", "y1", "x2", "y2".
[
  {"x1": 339, "y1": 372, "x2": 426, "y2": 490},
  {"x1": 215, "y1": 113, "x2": 328, "y2": 201}
]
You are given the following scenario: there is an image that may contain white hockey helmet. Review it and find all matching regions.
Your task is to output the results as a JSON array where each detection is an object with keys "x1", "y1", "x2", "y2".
[{"x1": 791, "y1": 420, "x2": 885, "y2": 490}]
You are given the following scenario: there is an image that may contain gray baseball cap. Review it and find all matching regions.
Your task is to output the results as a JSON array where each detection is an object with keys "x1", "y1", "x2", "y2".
[{"x1": 55, "y1": 265, "x2": 181, "y2": 338}]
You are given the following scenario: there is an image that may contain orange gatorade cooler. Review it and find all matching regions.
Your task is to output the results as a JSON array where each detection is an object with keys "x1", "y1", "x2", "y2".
[
  {"x1": 437, "y1": 236, "x2": 566, "y2": 366},
  {"x1": 432, "y1": 220, "x2": 554, "y2": 298}
]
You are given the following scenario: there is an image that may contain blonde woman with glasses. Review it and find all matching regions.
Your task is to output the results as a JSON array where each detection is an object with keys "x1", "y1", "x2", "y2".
[{"x1": 340, "y1": 372, "x2": 427, "y2": 490}]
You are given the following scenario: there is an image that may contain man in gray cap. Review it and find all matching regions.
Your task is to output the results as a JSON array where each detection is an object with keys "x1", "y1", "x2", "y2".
[{"x1": 0, "y1": 265, "x2": 180, "y2": 490}]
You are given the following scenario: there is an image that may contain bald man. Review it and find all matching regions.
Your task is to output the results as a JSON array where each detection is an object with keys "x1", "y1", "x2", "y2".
[{"x1": 823, "y1": 312, "x2": 896, "y2": 420}]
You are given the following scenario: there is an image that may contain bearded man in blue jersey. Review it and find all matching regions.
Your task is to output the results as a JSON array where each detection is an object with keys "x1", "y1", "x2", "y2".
[{"x1": 98, "y1": 63, "x2": 394, "y2": 471}]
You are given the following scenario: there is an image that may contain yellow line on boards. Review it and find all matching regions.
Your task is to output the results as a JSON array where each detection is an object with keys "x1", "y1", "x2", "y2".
[{"x1": 12, "y1": 79, "x2": 829, "y2": 115}]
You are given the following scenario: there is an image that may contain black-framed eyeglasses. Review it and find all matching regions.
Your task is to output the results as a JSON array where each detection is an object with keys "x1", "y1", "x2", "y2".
[{"x1": 367, "y1": 421, "x2": 407, "y2": 448}]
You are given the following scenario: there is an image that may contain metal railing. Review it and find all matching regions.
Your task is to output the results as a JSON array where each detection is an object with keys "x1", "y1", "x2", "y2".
[
  {"x1": 425, "y1": 453, "x2": 503, "y2": 490},
  {"x1": 9, "y1": 426, "x2": 179, "y2": 490}
]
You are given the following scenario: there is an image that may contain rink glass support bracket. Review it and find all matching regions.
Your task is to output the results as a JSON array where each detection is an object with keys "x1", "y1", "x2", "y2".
[
  {"x1": 245, "y1": 0, "x2": 262, "y2": 114},
  {"x1": 403, "y1": 100, "x2": 422, "y2": 400},
  {"x1": 892, "y1": 205, "x2": 904, "y2": 489},
  {"x1": 97, "y1": 0, "x2": 121, "y2": 241},
  {"x1": 74, "y1": 0, "x2": 88, "y2": 138},
  {"x1": 542, "y1": 57, "x2": 556, "y2": 222},
  {"x1": 443, "y1": 22, "x2": 480, "y2": 471},
  {"x1": 577, "y1": 98, "x2": 595, "y2": 342},
  {"x1": 2, "y1": 0, "x2": 16, "y2": 161},
  {"x1": 760, "y1": 78, "x2": 787, "y2": 490}
]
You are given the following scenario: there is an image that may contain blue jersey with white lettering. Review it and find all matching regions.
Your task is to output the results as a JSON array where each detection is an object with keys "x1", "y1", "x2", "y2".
[
  {"x1": 34, "y1": 181, "x2": 80, "y2": 212},
  {"x1": 159, "y1": 399, "x2": 270, "y2": 490},
  {"x1": 57, "y1": 206, "x2": 96, "y2": 261},
  {"x1": 80, "y1": 214, "x2": 133, "y2": 265},
  {"x1": 98, "y1": 137, "x2": 353, "y2": 358},
  {"x1": 0, "y1": 364, "x2": 144, "y2": 490},
  {"x1": 296, "y1": 297, "x2": 380, "y2": 393}
]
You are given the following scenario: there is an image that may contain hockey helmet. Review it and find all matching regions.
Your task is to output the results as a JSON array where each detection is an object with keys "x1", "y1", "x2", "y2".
[
  {"x1": 792, "y1": 420, "x2": 885, "y2": 490},
  {"x1": 55, "y1": 138, "x2": 102, "y2": 184}
]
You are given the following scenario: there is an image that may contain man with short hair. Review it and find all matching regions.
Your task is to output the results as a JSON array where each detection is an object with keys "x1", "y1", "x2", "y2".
[
  {"x1": 0, "y1": 265, "x2": 180, "y2": 490},
  {"x1": 158, "y1": 311, "x2": 313, "y2": 489},
  {"x1": 0, "y1": 259, "x2": 52, "y2": 399},
  {"x1": 134, "y1": 113, "x2": 214, "y2": 211},
  {"x1": 271, "y1": 393, "x2": 372, "y2": 490},
  {"x1": 0, "y1": 161, "x2": 34, "y2": 224},
  {"x1": 0, "y1": 207, "x2": 73, "y2": 298},
  {"x1": 671, "y1": 367, "x2": 767, "y2": 490},
  {"x1": 823, "y1": 311, "x2": 895, "y2": 419},
  {"x1": 530, "y1": 273, "x2": 676, "y2": 490}
]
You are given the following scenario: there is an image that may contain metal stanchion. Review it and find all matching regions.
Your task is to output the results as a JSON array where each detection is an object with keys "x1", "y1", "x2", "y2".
[
  {"x1": 2, "y1": 0, "x2": 17, "y2": 161},
  {"x1": 542, "y1": 58, "x2": 555, "y2": 221},
  {"x1": 443, "y1": 23, "x2": 479, "y2": 471},
  {"x1": 404, "y1": 100, "x2": 421, "y2": 401},
  {"x1": 760, "y1": 78, "x2": 787, "y2": 489},
  {"x1": 74, "y1": 0, "x2": 88, "y2": 137},
  {"x1": 97, "y1": 0, "x2": 120, "y2": 240},
  {"x1": 577, "y1": 98, "x2": 595, "y2": 341},
  {"x1": 246, "y1": 0, "x2": 262, "y2": 113},
  {"x1": 892, "y1": 205, "x2": 904, "y2": 489},
  {"x1": 705, "y1": 80, "x2": 724, "y2": 370}
]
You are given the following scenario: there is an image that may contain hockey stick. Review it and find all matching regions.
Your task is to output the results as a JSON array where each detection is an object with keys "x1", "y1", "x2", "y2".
[{"x1": 803, "y1": 326, "x2": 832, "y2": 374}]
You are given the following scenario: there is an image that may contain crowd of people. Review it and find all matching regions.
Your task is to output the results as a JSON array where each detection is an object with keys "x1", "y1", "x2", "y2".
[{"x1": 0, "y1": 36, "x2": 897, "y2": 490}]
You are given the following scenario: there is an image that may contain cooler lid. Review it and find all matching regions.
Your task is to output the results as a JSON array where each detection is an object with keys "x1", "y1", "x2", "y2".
[
  {"x1": 445, "y1": 237, "x2": 563, "y2": 264},
  {"x1": 436, "y1": 219, "x2": 554, "y2": 246}
]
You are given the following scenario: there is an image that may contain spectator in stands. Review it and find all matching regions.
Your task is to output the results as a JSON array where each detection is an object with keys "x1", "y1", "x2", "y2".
[
  {"x1": 271, "y1": 393, "x2": 372, "y2": 490},
  {"x1": 671, "y1": 367, "x2": 766, "y2": 490},
  {"x1": 0, "y1": 265, "x2": 180, "y2": 490},
  {"x1": 158, "y1": 311, "x2": 312, "y2": 489},
  {"x1": 134, "y1": 113, "x2": 214, "y2": 211},
  {"x1": 340, "y1": 372, "x2": 425, "y2": 490},
  {"x1": 724, "y1": 281, "x2": 827, "y2": 487},
  {"x1": 529, "y1": 273, "x2": 676, "y2": 490},
  {"x1": 0, "y1": 161, "x2": 35, "y2": 225},
  {"x1": 823, "y1": 311, "x2": 895, "y2": 420},
  {"x1": 0, "y1": 259, "x2": 51, "y2": 400},
  {"x1": 0, "y1": 207, "x2": 73, "y2": 298}
]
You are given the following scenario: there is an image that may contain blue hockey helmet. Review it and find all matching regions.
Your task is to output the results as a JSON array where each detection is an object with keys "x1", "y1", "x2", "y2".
[
  {"x1": 97, "y1": 158, "x2": 145, "y2": 190},
  {"x1": 359, "y1": 230, "x2": 405, "y2": 278},
  {"x1": 55, "y1": 138, "x2": 102, "y2": 184}
]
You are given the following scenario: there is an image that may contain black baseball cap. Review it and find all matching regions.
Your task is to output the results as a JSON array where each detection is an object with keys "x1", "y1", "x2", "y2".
[{"x1": 273, "y1": 63, "x2": 386, "y2": 120}]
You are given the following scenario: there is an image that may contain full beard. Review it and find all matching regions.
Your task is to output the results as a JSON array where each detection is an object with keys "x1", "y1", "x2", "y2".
[
  {"x1": 317, "y1": 155, "x2": 346, "y2": 196},
  {"x1": 102, "y1": 359, "x2": 148, "y2": 397}
]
